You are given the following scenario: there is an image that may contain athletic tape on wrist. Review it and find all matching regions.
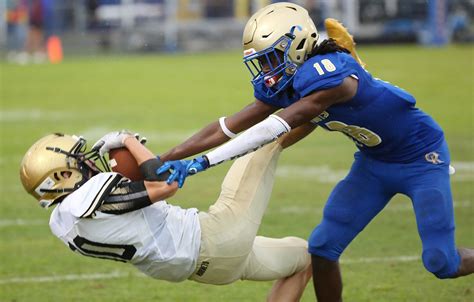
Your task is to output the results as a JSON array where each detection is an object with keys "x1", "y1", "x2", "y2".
[{"x1": 206, "y1": 115, "x2": 291, "y2": 166}]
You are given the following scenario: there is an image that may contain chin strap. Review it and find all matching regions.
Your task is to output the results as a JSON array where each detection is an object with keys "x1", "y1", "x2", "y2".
[{"x1": 40, "y1": 188, "x2": 74, "y2": 193}]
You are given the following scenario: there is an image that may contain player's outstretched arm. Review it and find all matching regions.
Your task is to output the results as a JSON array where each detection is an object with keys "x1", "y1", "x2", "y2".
[
  {"x1": 325, "y1": 18, "x2": 366, "y2": 68},
  {"x1": 278, "y1": 122, "x2": 317, "y2": 149},
  {"x1": 160, "y1": 100, "x2": 277, "y2": 161},
  {"x1": 158, "y1": 78, "x2": 356, "y2": 188}
]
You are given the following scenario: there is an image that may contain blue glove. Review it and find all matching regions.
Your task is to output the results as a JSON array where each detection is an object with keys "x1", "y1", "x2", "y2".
[
  {"x1": 187, "y1": 156, "x2": 209, "y2": 175},
  {"x1": 157, "y1": 156, "x2": 209, "y2": 188},
  {"x1": 157, "y1": 160, "x2": 190, "y2": 188}
]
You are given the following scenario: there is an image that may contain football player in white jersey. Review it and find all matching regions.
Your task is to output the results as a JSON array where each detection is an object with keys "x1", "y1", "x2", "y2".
[{"x1": 20, "y1": 127, "x2": 315, "y2": 301}]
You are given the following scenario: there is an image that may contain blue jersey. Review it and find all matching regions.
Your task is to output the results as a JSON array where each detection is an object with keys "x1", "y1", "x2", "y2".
[{"x1": 253, "y1": 52, "x2": 444, "y2": 163}]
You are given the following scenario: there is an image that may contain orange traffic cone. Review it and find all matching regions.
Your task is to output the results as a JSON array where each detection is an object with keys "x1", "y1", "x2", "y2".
[{"x1": 47, "y1": 35, "x2": 63, "y2": 64}]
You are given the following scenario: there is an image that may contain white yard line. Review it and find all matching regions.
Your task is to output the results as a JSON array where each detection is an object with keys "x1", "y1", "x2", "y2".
[
  {"x1": 0, "y1": 219, "x2": 45, "y2": 227},
  {"x1": 77, "y1": 128, "x2": 196, "y2": 144},
  {"x1": 340, "y1": 255, "x2": 419, "y2": 264},
  {"x1": 0, "y1": 200, "x2": 471, "y2": 227},
  {"x1": 276, "y1": 200, "x2": 472, "y2": 215},
  {"x1": 276, "y1": 165, "x2": 347, "y2": 183},
  {"x1": 0, "y1": 109, "x2": 75, "y2": 122},
  {"x1": 0, "y1": 255, "x2": 422, "y2": 285},
  {"x1": 0, "y1": 271, "x2": 142, "y2": 285},
  {"x1": 276, "y1": 161, "x2": 474, "y2": 183},
  {"x1": 386, "y1": 200, "x2": 471, "y2": 212}
]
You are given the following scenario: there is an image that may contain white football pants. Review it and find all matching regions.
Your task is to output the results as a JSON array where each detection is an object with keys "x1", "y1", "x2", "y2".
[{"x1": 188, "y1": 141, "x2": 310, "y2": 285}]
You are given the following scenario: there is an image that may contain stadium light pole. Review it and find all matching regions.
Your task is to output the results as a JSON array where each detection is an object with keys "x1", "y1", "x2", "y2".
[
  {"x1": 122, "y1": 0, "x2": 135, "y2": 30},
  {"x1": 0, "y1": 0, "x2": 6, "y2": 50},
  {"x1": 418, "y1": 0, "x2": 449, "y2": 46},
  {"x1": 342, "y1": 0, "x2": 358, "y2": 33},
  {"x1": 164, "y1": 0, "x2": 178, "y2": 52},
  {"x1": 427, "y1": 0, "x2": 449, "y2": 46}
]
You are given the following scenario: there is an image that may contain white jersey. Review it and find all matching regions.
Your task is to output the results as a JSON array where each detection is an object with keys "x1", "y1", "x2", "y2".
[{"x1": 49, "y1": 173, "x2": 201, "y2": 282}]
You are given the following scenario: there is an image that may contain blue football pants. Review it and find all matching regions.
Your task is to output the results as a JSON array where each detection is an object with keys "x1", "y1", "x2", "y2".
[{"x1": 308, "y1": 142, "x2": 460, "y2": 278}]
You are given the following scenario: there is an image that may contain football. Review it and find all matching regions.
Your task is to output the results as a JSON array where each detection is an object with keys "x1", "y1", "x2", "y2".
[{"x1": 108, "y1": 148, "x2": 144, "y2": 181}]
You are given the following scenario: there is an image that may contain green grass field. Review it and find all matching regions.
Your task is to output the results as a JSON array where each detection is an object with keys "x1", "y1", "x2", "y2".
[{"x1": 1, "y1": 45, "x2": 473, "y2": 301}]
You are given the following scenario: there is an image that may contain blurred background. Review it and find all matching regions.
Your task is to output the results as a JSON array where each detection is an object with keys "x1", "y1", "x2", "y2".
[
  {"x1": 1, "y1": 0, "x2": 473, "y2": 63},
  {"x1": 1, "y1": 1, "x2": 473, "y2": 301}
]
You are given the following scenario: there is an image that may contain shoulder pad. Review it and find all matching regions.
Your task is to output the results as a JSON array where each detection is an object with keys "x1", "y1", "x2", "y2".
[{"x1": 66, "y1": 172, "x2": 123, "y2": 218}]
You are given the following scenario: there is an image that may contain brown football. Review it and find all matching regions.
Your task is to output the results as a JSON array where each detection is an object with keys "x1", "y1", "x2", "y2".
[{"x1": 108, "y1": 148, "x2": 144, "y2": 181}]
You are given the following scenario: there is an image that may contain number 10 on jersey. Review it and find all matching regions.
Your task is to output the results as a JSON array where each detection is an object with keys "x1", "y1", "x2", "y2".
[{"x1": 314, "y1": 59, "x2": 337, "y2": 75}]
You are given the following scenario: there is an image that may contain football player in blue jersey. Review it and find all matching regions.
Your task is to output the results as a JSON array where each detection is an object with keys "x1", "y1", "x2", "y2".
[{"x1": 157, "y1": 3, "x2": 474, "y2": 301}]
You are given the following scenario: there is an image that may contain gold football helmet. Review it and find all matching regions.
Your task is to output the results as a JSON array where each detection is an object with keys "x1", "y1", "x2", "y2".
[
  {"x1": 20, "y1": 133, "x2": 108, "y2": 208},
  {"x1": 242, "y1": 2, "x2": 319, "y2": 97}
]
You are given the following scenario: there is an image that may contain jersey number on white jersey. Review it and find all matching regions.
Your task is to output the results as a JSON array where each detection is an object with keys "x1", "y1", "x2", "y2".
[{"x1": 69, "y1": 235, "x2": 137, "y2": 262}]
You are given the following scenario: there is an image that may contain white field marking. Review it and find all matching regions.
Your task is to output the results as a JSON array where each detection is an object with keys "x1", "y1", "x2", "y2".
[
  {"x1": 67, "y1": 127, "x2": 197, "y2": 145},
  {"x1": 276, "y1": 165, "x2": 347, "y2": 183},
  {"x1": 276, "y1": 200, "x2": 472, "y2": 215},
  {"x1": 276, "y1": 161, "x2": 474, "y2": 183},
  {"x1": 0, "y1": 109, "x2": 78, "y2": 122},
  {"x1": 0, "y1": 219, "x2": 45, "y2": 227},
  {"x1": 142, "y1": 131, "x2": 197, "y2": 144},
  {"x1": 451, "y1": 161, "x2": 474, "y2": 171},
  {"x1": 69, "y1": 129, "x2": 195, "y2": 145},
  {"x1": 0, "y1": 255, "x2": 422, "y2": 284},
  {"x1": 1, "y1": 199, "x2": 469, "y2": 228},
  {"x1": 340, "y1": 255, "x2": 419, "y2": 264},
  {"x1": 0, "y1": 271, "x2": 146, "y2": 285},
  {"x1": 1, "y1": 200, "x2": 470, "y2": 228},
  {"x1": 0, "y1": 128, "x2": 195, "y2": 167},
  {"x1": 450, "y1": 161, "x2": 474, "y2": 181}
]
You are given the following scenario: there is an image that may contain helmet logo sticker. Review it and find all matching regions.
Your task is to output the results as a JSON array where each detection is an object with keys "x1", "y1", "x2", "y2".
[
  {"x1": 243, "y1": 48, "x2": 257, "y2": 57},
  {"x1": 35, "y1": 177, "x2": 56, "y2": 196}
]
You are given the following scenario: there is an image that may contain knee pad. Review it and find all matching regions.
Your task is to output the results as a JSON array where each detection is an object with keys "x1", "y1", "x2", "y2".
[
  {"x1": 324, "y1": 204, "x2": 355, "y2": 225},
  {"x1": 422, "y1": 248, "x2": 458, "y2": 279},
  {"x1": 308, "y1": 224, "x2": 344, "y2": 261},
  {"x1": 413, "y1": 188, "x2": 452, "y2": 230}
]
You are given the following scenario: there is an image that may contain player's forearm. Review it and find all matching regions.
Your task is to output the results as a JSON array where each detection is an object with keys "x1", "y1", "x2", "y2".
[
  {"x1": 205, "y1": 115, "x2": 291, "y2": 166},
  {"x1": 145, "y1": 181, "x2": 178, "y2": 202},
  {"x1": 278, "y1": 122, "x2": 317, "y2": 149},
  {"x1": 160, "y1": 121, "x2": 230, "y2": 161},
  {"x1": 123, "y1": 136, "x2": 155, "y2": 165}
]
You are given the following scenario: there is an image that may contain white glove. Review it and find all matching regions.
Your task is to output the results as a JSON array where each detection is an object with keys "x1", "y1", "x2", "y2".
[{"x1": 92, "y1": 130, "x2": 134, "y2": 156}]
